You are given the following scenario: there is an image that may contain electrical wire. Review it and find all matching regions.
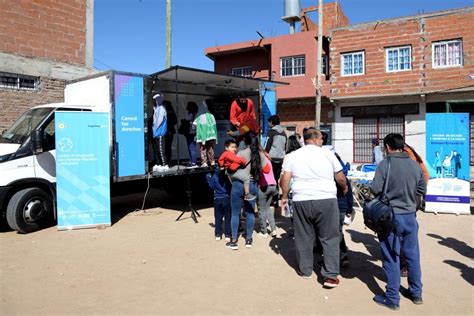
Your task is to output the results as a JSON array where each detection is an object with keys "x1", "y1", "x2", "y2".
[{"x1": 132, "y1": 172, "x2": 162, "y2": 216}]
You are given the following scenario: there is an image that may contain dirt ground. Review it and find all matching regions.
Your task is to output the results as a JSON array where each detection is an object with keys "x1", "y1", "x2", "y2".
[{"x1": 1, "y1": 189, "x2": 473, "y2": 315}]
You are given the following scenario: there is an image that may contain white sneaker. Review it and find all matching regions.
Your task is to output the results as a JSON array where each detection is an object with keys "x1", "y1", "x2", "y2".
[
  {"x1": 344, "y1": 211, "x2": 355, "y2": 226},
  {"x1": 215, "y1": 236, "x2": 222, "y2": 241},
  {"x1": 201, "y1": 162, "x2": 208, "y2": 168},
  {"x1": 224, "y1": 237, "x2": 231, "y2": 242},
  {"x1": 161, "y1": 165, "x2": 169, "y2": 171}
]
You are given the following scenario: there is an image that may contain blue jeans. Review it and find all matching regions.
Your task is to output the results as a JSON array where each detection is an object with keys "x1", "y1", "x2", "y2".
[
  {"x1": 230, "y1": 180, "x2": 257, "y2": 241},
  {"x1": 186, "y1": 134, "x2": 197, "y2": 164},
  {"x1": 214, "y1": 197, "x2": 231, "y2": 237},
  {"x1": 379, "y1": 213, "x2": 422, "y2": 305}
]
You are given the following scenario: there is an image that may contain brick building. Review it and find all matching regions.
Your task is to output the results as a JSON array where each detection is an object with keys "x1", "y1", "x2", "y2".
[
  {"x1": 205, "y1": 1, "x2": 348, "y2": 134},
  {"x1": 205, "y1": 3, "x2": 474, "y2": 171},
  {"x1": 330, "y1": 6, "x2": 474, "y2": 166},
  {"x1": 0, "y1": 0, "x2": 95, "y2": 131}
]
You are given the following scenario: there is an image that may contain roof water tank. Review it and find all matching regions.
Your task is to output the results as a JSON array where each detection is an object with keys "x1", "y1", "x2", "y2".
[{"x1": 282, "y1": 0, "x2": 300, "y2": 21}]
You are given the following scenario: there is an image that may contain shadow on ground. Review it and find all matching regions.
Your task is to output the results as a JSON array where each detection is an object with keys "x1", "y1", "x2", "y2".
[
  {"x1": 111, "y1": 173, "x2": 213, "y2": 225},
  {"x1": 427, "y1": 233, "x2": 474, "y2": 259},
  {"x1": 267, "y1": 219, "x2": 386, "y2": 294},
  {"x1": 444, "y1": 260, "x2": 474, "y2": 285}
]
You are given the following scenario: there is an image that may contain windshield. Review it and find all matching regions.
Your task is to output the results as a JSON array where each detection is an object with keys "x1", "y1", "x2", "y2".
[{"x1": 1, "y1": 108, "x2": 53, "y2": 144}]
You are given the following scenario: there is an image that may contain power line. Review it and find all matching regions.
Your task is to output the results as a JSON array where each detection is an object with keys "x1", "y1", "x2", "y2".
[{"x1": 94, "y1": 58, "x2": 114, "y2": 70}]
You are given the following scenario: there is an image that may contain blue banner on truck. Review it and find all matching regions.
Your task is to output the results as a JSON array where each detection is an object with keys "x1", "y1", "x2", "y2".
[
  {"x1": 55, "y1": 112, "x2": 111, "y2": 229},
  {"x1": 425, "y1": 113, "x2": 470, "y2": 215},
  {"x1": 114, "y1": 74, "x2": 145, "y2": 177}
]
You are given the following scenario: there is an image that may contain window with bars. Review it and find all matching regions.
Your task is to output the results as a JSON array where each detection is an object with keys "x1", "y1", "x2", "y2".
[
  {"x1": 231, "y1": 66, "x2": 253, "y2": 77},
  {"x1": 386, "y1": 46, "x2": 411, "y2": 72},
  {"x1": 353, "y1": 116, "x2": 405, "y2": 163},
  {"x1": 280, "y1": 55, "x2": 305, "y2": 77},
  {"x1": 321, "y1": 55, "x2": 329, "y2": 77},
  {"x1": 0, "y1": 72, "x2": 39, "y2": 90},
  {"x1": 341, "y1": 51, "x2": 364, "y2": 76},
  {"x1": 432, "y1": 39, "x2": 463, "y2": 68}
]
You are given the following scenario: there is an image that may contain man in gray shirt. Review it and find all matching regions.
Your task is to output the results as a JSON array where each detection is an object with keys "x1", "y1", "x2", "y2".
[{"x1": 370, "y1": 133, "x2": 426, "y2": 311}]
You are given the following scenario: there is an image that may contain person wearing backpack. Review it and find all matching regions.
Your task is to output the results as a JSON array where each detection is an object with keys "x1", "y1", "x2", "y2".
[
  {"x1": 264, "y1": 115, "x2": 287, "y2": 183},
  {"x1": 370, "y1": 133, "x2": 426, "y2": 311}
]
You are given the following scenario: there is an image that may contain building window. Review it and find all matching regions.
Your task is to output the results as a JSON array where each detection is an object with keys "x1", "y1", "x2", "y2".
[
  {"x1": 386, "y1": 46, "x2": 411, "y2": 72},
  {"x1": 432, "y1": 39, "x2": 463, "y2": 68},
  {"x1": 321, "y1": 55, "x2": 329, "y2": 77},
  {"x1": 353, "y1": 116, "x2": 404, "y2": 163},
  {"x1": 0, "y1": 72, "x2": 39, "y2": 90},
  {"x1": 231, "y1": 66, "x2": 253, "y2": 77},
  {"x1": 280, "y1": 55, "x2": 305, "y2": 77},
  {"x1": 341, "y1": 51, "x2": 364, "y2": 76}
]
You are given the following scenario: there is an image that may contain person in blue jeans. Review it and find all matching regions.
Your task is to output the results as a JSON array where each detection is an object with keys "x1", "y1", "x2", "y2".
[
  {"x1": 206, "y1": 167, "x2": 232, "y2": 241},
  {"x1": 370, "y1": 133, "x2": 426, "y2": 311},
  {"x1": 226, "y1": 132, "x2": 270, "y2": 250}
]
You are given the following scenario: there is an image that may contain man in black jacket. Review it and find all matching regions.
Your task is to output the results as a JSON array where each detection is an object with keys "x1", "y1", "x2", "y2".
[{"x1": 370, "y1": 133, "x2": 426, "y2": 311}]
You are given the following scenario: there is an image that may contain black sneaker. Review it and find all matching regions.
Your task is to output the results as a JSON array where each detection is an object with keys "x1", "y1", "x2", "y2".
[
  {"x1": 410, "y1": 295, "x2": 423, "y2": 305},
  {"x1": 373, "y1": 294, "x2": 400, "y2": 311},
  {"x1": 226, "y1": 240, "x2": 238, "y2": 250},
  {"x1": 402, "y1": 288, "x2": 423, "y2": 305},
  {"x1": 245, "y1": 238, "x2": 253, "y2": 248}
]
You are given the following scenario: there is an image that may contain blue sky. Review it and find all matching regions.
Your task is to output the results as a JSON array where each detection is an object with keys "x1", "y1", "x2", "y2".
[{"x1": 94, "y1": 0, "x2": 474, "y2": 74}]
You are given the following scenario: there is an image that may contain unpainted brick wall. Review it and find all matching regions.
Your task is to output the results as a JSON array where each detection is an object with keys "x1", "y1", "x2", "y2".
[
  {"x1": 0, "y1": 0, "x2": 86, "y2": 66},
  {"x1": 0, "y1": 78, "x2": 65, "y2": 131},
  {"x1": 329, "y1": 9, "x2": 474, "y2": 98},
  {"x1": 277, "y1": 102, "x2": 334, "y2": 135}
]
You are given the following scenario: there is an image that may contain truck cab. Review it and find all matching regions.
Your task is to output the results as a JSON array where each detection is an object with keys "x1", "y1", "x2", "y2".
[{"x1": 0, "y1": 103, "x2": 94, "y2": 233}]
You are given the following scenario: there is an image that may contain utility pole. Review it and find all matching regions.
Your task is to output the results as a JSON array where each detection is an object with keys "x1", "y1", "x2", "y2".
[
  {"x1": 315, "y1": 0, "x2": 323, "y2": 128},
  {"x1": 166, "y1": 0, "x2": 172, "y2": 68}
]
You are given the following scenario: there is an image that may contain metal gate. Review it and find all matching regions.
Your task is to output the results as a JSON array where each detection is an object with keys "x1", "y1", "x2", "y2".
[{"x1": 353, "y1": 116, "x2": 404, "y2": 163}]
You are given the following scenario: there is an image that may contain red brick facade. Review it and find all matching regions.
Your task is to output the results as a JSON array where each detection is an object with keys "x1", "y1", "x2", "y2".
[
  {"x1": 330, "y1": 9, "x2": 474, "y2": 98},
  {"x1": 0, "y1": 0, "x2": 91, "y2": 131},
  {"x1": 0, "y1": 0, "x2": 87, "y2": 66},
  {"x1": 0, "y1": 78, "x2": 65, "y2": 130}
]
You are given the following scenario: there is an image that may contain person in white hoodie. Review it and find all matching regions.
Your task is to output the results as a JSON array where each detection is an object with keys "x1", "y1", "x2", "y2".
[{"x1": 152, "y1": 93, "x2": 168, "y2": 171}]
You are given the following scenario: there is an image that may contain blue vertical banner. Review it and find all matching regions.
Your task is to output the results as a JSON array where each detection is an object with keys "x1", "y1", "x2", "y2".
[
  {"x1": 260, "y1": 81, "x2": 276, "y2": 144},
  {"x1": 114, "y1": 74, "x2": 145, "y2": 177},
  {"x1": 425, "y1": 113, "x2": 470, "y2": 215},
  {"x1": 55, "y1": 112, "x2": 111, "y2": 229}
]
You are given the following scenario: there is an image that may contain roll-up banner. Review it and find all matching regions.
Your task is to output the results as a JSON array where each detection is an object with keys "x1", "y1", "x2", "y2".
[
  {"x1": 425, "y1": 113, "x2": 470, "y2": 215},
  {"x1": 260, "y1": 81, "x2": 276, "y2": 145},
  {"x1": 55, "y1": 112, "x2": 111, "y2": 230},
  {"x1": 114, "y1": 74, "x2": 145, "y2": 177}
]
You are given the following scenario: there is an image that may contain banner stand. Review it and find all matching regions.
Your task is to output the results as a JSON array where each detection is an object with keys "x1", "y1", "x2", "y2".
[
  {"x1": 55, "y1": 112, "x2": 112, "y2": 230},
  {"x1": 424, "y1": 113, "x2": 470, "y2": 215}
]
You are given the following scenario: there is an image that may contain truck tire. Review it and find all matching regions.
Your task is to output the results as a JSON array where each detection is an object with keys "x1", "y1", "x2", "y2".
[{"x1": 6, "y1": 188, "x2": 54, "y2": 233}]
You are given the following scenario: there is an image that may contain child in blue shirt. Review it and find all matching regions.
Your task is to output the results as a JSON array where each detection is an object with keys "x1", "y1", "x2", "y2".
[{"x1": 206, "y1": 167, "x2": 232, "y2": 241}]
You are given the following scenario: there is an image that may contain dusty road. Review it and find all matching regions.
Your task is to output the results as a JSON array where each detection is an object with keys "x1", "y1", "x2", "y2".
[{"x1": 1, "y1": 193, "x2": 473, "y2": 315}]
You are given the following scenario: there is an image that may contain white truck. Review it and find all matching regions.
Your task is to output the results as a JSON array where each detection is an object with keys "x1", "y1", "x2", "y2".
[{"x1": 0, "y1": 66, "x2": 280, "y2": 233}]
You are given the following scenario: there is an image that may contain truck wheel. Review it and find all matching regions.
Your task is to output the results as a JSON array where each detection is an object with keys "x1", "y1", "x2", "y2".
[{"x1": 6, "y1": 188, "x2": 54, "y2": 233}]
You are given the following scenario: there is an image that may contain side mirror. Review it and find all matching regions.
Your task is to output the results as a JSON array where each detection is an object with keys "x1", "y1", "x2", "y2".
[{"x1": 31, "y1": 130, "x2": 43, "y2": 154}]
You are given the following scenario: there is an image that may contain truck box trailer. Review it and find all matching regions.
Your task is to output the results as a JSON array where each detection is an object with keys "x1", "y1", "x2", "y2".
[{"x1": 0, "y1": 66, "x2": 283, "y2": 233}]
